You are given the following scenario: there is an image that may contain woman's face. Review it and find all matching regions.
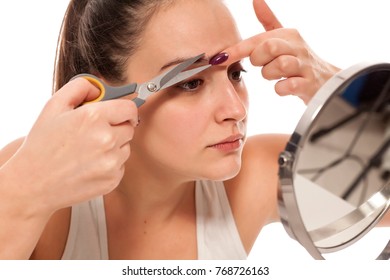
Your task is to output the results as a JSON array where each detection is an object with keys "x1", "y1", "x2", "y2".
[{"x1": 126, "y1": 0, "x2": 248, "y2": 181}]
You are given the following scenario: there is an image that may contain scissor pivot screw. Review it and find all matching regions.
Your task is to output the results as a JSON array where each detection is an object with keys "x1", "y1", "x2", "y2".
[{"x1": 147, "y1": 83, "x2": 158, "y2": 92}]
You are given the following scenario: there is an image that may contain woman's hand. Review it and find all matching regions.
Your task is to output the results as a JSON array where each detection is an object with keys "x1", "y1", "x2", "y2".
[
  {"x1": 2, "y1": 77, "x2": 138, "y2": 216},
  {"x1": 223, "y1": 0, "x2": 340, "y2": 104}
]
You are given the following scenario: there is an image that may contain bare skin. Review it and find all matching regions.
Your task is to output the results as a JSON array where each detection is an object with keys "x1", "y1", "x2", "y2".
[{"x1": 0, "y1": 0, "x2": 344, "y2": 259}]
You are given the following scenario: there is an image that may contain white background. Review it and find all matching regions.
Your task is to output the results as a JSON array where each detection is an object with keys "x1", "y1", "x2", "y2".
[{"x1": 1, "y1": 0, "x2": 390, "y2": 261}]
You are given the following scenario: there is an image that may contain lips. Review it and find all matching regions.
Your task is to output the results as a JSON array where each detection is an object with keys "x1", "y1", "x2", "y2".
[{"x1": 208, "y1": 134, "x2": 245, "y2": 152}]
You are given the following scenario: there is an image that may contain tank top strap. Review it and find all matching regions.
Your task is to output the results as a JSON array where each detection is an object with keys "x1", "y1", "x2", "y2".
[{"x1": 196, "y1": 180, "x2": 247, "y2": 259}]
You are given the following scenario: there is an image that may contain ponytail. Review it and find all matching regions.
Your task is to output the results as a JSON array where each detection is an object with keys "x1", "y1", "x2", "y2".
[{"x1": 52, "y1": 0, "x2": 89, "y2": 93}]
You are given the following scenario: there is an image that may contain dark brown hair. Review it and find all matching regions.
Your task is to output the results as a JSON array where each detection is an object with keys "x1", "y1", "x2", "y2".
[{"x1": 53, "y1": 0, "x2": 172, "y2": 93}]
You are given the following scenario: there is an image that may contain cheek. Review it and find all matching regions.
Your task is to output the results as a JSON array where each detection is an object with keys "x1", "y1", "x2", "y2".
[
  {"x1": 138, "y1": 102, "x2": 209, "y2": 154},
  {"x1": 159, "y1": 106, "x2": 208, "y2": 147}
]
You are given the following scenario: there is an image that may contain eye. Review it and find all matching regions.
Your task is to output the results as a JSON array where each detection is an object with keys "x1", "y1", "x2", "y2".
[
  {"x1": 177, "y1": 79, "x2": 204, "y2": 92},
  {"x1": 228, "y1": 63, "x2": 247, "y2": 82}
]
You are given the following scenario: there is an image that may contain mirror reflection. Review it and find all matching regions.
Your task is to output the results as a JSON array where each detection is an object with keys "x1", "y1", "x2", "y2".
[{"x1": 291, "y1": 67, "x2": 390, "y2": 256}]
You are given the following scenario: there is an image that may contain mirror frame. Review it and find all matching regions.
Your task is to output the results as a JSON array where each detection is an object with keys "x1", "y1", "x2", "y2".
[{"x1": 278, "y1": 61, "x2": 390, "y2": 260}]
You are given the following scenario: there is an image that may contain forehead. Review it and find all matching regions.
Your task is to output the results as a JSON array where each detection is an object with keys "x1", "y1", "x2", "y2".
[{"x1": 127, "y1": 0, "x2": 241, "y2": 79}]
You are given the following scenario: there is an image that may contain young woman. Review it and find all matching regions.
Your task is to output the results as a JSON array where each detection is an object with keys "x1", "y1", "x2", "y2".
[{"x1": 0, "y1": 0, "x2": 339, "y2": 259}]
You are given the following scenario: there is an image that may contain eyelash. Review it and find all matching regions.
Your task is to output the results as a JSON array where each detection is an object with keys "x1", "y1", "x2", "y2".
[{"x1": 176, "y1": 64, "x2": 247, "y2": 92}]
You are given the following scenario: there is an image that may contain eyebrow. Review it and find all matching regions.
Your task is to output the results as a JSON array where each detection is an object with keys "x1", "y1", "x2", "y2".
[{"x1": 160, "y1": 52, "x2": 219, "y2": 71}]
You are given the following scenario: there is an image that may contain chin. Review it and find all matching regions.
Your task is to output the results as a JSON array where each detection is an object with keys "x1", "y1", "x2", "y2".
[{"x1": 201, "y1": 160, "x2": 242, "y2": 182}]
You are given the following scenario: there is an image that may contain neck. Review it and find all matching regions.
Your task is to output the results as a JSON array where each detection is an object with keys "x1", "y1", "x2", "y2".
[
  {"x1": 103, "y1": 157, "x2": 198, "y2": 260},
  {"x1": 109, "y1": 156, "x2": 197, "y2": 220}
]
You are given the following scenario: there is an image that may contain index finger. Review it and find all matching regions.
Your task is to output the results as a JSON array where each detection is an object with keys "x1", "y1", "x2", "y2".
[
  {"x1": 253, "y1": 0, "x2": 283, "y2": 31},
  {"x1": 221, "y1": 34, "x2": 264, "y2": 65},
  {"x1": 220, "y1": 0, "x2": 283, "y2": 65},
  {"x1": 97, "y1": 99, "x2": 139, "y2": 126}
]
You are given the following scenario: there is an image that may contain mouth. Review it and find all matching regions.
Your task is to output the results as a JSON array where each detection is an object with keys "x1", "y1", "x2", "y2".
[{"x1": 207, "y1": 134, "x2": 245, "y2": 152}]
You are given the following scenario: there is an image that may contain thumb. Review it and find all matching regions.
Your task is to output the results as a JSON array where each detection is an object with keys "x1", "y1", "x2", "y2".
[
  {"x1": 253, "y1": 0, "x2": 283, "y2": 31},
  {"x1": 52, "y1": 77, "x2": 101, "y2": 111},
  {"x1": 29, "y1": 77, "x2": 102, "y2": 132}
]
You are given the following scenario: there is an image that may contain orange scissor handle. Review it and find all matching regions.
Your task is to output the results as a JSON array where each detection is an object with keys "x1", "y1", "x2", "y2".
[{"x1": 78, "y1": 74, "x2": 106, "y2": 104}]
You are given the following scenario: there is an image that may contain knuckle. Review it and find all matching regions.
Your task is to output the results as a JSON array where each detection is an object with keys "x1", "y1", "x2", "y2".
[
  {"x1": 261, "y1": 39, "x2": 281, "y2": 57},
  {"x1": 277, "y1": 56, "x2": 299, "y2": 73},
  {"x1": 99, "y1": 155, "x2": 120, "y2": 173},
  {"x1": 71, "y1": 77, "x2": 88, "y2": 88},
  {"x1": 98, "y1": 132, "x2": 116, "y2": 150},
  {"x1": 285, "y1": 28, "x2": 302, "y2": 39},
  {"x1": 275, "y1": 78, "x2": 301, "y2": 96},
  {"x1": 277, "y1": 55, "x2": 292, "y2": 68},
  {"x1": 112, "y1": 99, "x2": 139, "y2": 125},
  {"x1": 120, "y1": 99, "x2": 138, "y2": 115},
  {"x1": 82, "y1": 106, "x2": 101, "y2": 123},
  {"x1": 286, "y1": 78, "x2": 301, "y2": 93}
]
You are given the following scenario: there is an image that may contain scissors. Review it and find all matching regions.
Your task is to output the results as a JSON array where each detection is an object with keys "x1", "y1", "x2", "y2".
[{"x1": 72, "y1": 53, "x2": 211, "y2": 107}]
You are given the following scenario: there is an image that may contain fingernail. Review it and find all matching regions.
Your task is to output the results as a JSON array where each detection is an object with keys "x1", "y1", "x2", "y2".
[{"x1": 209, "y1": 52, "x2": 229, "y2": 65}]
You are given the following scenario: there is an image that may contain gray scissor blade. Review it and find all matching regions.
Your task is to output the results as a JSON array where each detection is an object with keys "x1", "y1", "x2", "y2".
[
  {"x1": 158, "y1": 53, "x2": 205, "y2": 88},
  {"x1": 160, "y1": 64, "x2": 211, "y2": 90}
]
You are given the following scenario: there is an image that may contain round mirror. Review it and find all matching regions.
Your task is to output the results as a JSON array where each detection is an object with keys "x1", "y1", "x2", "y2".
[{"x1": 278, "y1": 62, "x2": 390, "y2": 260}]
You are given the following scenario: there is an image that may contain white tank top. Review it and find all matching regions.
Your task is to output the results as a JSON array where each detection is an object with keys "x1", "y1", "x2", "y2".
[{"x1": 61, "y1": 180, "x2": 247, "y2": 260}]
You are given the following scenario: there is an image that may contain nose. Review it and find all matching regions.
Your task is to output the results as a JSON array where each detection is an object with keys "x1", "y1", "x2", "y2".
[{"x1": 214, "y1": 78, "x2": 248, "y2": 124}]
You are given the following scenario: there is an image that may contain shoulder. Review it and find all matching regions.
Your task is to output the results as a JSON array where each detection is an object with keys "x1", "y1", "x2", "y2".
[
  {"x1": 232, "y1": 134, "x2": 289, "y2": 184},
  {"x1": 233, "y1": 133, "x2": 290, "y2": 195},
  {"x1": 243, "y1": 134, "x2": 289, "y2": 158},
  {"x1": 0, "y1": 137, "x2": 25, "y2": 166},
  {"x1": 224, "y1": 134, "x2": 290, "y2": 252}
]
